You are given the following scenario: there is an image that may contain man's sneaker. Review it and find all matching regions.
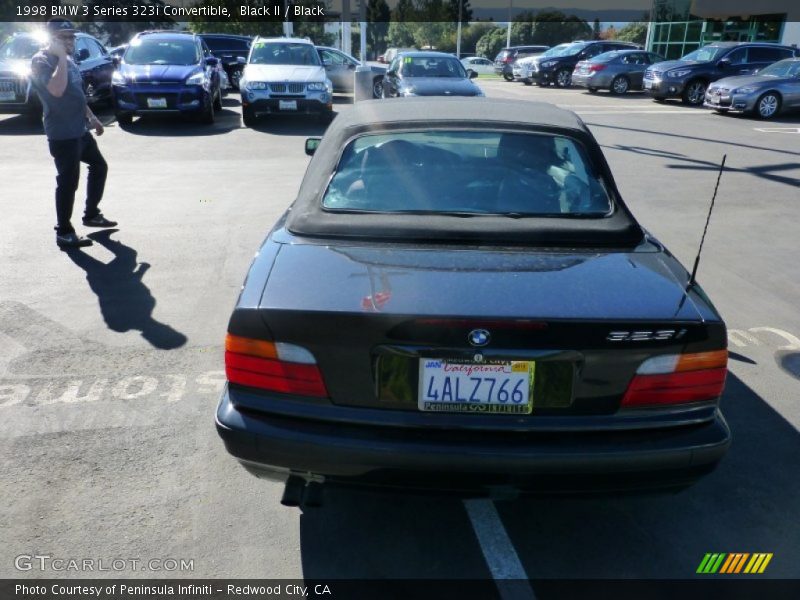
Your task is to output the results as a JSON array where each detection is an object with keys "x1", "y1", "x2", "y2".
[
  {"x1": 56, "y1": 232, "x2": 93, "y2": 248},
  {"x1": 82, "y1": 214, "x2": 118, "y2": 228}
]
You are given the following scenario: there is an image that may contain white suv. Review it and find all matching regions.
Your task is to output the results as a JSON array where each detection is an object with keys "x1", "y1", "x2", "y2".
[{"x1": 239, "y1": 37, "x2": 333, "y2": 126}]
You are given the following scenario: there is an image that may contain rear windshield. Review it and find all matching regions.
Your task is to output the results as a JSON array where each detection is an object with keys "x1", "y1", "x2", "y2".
[
  {"x1": 399, "y1": 56, "x2": 467, "y2": 78},
  {"x1": 125, "y1": 39, "x2": 200, "y2": 65},
  {"x1": 250, "y1": 42, "x2": 320, "y2": 66},
  {"x1": 759, "y1": 59, "x2": 800, "y2": 78},
  {"x1": 322, "y1": 131, "x2": 612, "y2": 216}
]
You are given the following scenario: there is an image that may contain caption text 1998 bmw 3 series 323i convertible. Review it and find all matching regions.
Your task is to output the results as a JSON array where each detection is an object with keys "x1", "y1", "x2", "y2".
[{"x1": 215, "y1": 98, "x2": 730, "y2": 506}]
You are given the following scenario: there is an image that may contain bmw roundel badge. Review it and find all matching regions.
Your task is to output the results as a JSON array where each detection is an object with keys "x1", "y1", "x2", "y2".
[{"x1": 468, "y1": 329, "x2": 490, "y2": 347}]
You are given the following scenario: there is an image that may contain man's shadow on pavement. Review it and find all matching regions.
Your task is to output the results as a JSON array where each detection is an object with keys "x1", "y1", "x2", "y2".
[{"x1": 64, "y1": 229, "x2": 187, "y2": 350}]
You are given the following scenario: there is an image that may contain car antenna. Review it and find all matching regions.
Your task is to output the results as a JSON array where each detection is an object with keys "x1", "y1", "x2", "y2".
[{"x1": 688, "y1": 154, "x2": 727, "y2": 288}]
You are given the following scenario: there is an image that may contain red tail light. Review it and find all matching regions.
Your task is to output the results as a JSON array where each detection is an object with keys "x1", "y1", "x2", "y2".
[
  {"x1": 588, "y1": 64, "x2": 607, "y2": 72},
  {"x1": 225, "y1": 334, "x2": 328, "y2": 398},
  {"x1": 621, "y1": 350, "x2": 727, "y2": 407}
]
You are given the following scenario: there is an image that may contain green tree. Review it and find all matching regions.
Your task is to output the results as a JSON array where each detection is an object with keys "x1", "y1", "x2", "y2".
[
  {"x1": 592, "y1": 18, "x2": 601, "y2": 40},
  {"x1": 387, "y1": 21, "x2": 418, "y2": 48},
  {"x1": 187, "y1": 1, "x2": 280, "y2": 37},
  {"x1": 615, "y1": 22, "x2": 648, "y2": 46},
  {"x1": 530, "y1": 11, "x2": 592, "y2": 46},
  {"x1": 367, "y1": 0, "x2": 390, "y2": 55},
  {"x1": 83, "y1": 0, "x2": 175, "y2": 45},
  {"x1": 475, "y1": 27, "x2": 507, "y2": 59},
  {"x1": 460, "y1": 22, "x2": 495, "y2": 55}
]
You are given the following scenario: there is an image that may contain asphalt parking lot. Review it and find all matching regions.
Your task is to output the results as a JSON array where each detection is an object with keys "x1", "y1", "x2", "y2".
[{"x1": 1, "y1": 80, "x2": 799, "y2": 588}]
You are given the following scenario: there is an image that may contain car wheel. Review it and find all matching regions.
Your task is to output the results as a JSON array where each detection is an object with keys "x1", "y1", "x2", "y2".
[
  {"x1": 230, "y1": 70, "x2": 241, "y2": 90},
  {"x1": 681, "y1": 80, "x2": 706, "y2": 106},
  {"x1": 213, "y1": 89, "x2": 222, "y2": 111},
  {"x1": 115, "y1": 112, "x2": 132, "y2": 125},
  {"x1": 242, "y1": 106, "x2": 257, "y2": 127},
  {"x1": 503, "y1": 73, "x2": 514, "y2": 82},
  {"x1": 555, "y1": 68, "x2": 572, "y2": 88},
  {"x1": 755, "y1": 92, "x2": 781, "y2": 119},
  {"x1": 372, "y1": 78, "x2": 383, "y2": 99},
  {"x1": 610, "y1": 76, "x2": 630, "y2": 95},
  {"x1": 587, "y1": 87, "x2": 598, "y2": 93},
  {"x1": 200, "y1": 95, "x2": 215, "y2": 124}
]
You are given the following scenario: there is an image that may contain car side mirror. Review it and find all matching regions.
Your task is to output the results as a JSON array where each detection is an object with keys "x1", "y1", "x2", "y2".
[
  {"x1": 305, "y1": 137, "x2": 321, "y2": 156},
  {"x1": 387, "y1": 70, "x2": 396, "y2": 77},
  {"x1": 76, "y1": 48, "x2": 90, "y2": 62},
  {"x1": 322, "y1": 58, "x2": 331, "y2": 66},
  {"x1": 237, "y1": 56, "x2": 246, "y2": 65},
  {"x1": 717, "y1": 58, "x2": 731, "y2": 69},
  {"x1": 348, "y1": 62, "x2": 356, "y2": 70},
  {"x1": 111, "y1": 55, "x2": 121, "y2": 67},
  {"x1": 468, "y1": 69, "x2": 478, "y2": 79},
  {"x1": 205, "y1": 57, "x2": 219, "y2": 67}
]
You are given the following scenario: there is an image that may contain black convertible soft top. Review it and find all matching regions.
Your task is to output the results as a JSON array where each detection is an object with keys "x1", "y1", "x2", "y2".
[{"x1": 286, "y1": 98, "x2": 645, "y2": 247}]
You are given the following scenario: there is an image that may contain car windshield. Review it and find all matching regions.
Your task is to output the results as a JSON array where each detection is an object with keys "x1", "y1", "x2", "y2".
[
  {"x1": 250, "y1": 42, "x2": 320, "y2": 66},
  {"x1": 592, "y1": 51, "x2": 621, "y2": 63},
  {"x1": 322, "y1": 130, "x2": 612, "y2": 216},
  {"x1": 758, "y1": 59, "x2": 800, "y2": 78},
  {"x1": 125, "y1": 39, "x2": 200, "y2": 65},
  {"x1": 542, "y1": 43, "x2": 586, "y2": 58},
  {"x1": 0, "y1": 36, "x2": 42, "y2": 60},
  {"x1": 400, "y1": 56, "x2": 467, "y2": 78},
  {"x1": 680, "y1": 46, "x2": 726, "y2": 62}
]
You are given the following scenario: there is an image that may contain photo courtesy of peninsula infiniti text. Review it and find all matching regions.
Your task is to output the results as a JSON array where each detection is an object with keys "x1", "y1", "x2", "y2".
[{"x1": 215, "y1": 99, "x2": 730, "y2": 505}]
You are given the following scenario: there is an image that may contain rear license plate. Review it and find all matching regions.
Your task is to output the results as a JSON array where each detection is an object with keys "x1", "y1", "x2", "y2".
[
  {"x1": 146, "y1": 97, "x2": 167, "y2": 108},
  {"x1": 644, "y1": 80, "x2": 653, "y2": 89},
  {"x1": 418, "y1": 359, "x2": 535, "y2": 414},
  {"x1": 279, "y1": 100, "x2": 297, "y2": 111},
  {"x1": 0, "y1": 91, "x2": 15, "y2": 102}
]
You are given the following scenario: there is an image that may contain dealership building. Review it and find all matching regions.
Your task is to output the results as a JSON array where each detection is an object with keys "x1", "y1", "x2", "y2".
[{"x1": 645, "y1": 0, "x2": 800, "y2": 59}]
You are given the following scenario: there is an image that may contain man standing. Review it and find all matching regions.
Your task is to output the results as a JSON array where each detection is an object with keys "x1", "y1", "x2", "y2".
[{"x1": 31, "y1": 18, "x2": 117, "y2": 249}]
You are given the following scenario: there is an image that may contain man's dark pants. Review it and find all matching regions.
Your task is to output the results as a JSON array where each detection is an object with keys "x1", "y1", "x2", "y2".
[{"x1": 48, "y1": 131, "x2": 107, "y2": 235}]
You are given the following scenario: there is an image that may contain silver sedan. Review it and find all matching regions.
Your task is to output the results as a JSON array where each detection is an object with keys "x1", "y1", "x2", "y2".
[
  {"x1": 705, "y1": 58, "x2": 800, "y2": 119},
  {"x1": 572, "y1": 50, "x2": 665, "y2": 94}
]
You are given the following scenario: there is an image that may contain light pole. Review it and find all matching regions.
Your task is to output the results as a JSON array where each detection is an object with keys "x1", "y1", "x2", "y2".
[
  {"x1": 506, "y1": 0, "x2": 512, "y2": 48},
  {"x1": 456, "y1": 0, "x2": 463, "y2": 59}
]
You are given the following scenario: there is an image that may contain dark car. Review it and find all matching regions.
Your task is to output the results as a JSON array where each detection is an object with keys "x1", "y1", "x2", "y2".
[
  {"x1": 493, "y1": 45, "x2": 549, "y2": 81},
  {"x1": 316, "y1": 46, "x2": 386, "y2": 98},
  {"x1": 644, "y1": 42, "x2": 799, "y2": 105},
  {"x1": 112, "y1": 31, "x2": 223, "y2": 125},
  {"x1": 525, "y1": 40, "x2": 641, "y2": 88},
  {"x1": 572, "y1": 49, "x2": 665, "y2": 94},
  {"x1": 705, "y1": 58, "x2": 800, "y2": 119},
  {"x1": 381, "y1": 52, "x2": 482, "y2": 98},
  {"x1": 0, "y1": 31, "x2": 115, "y2": 120},
  {"x1": 215, "y1": 98, "x2": 730, "y2": 504},
  {"x1": 198, "y1": 33, "x2": 251, "y2": 90}
]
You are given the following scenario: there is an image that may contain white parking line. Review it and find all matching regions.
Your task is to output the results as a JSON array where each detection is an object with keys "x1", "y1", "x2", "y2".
[
  {"x1": 464, "y1": 499, "x2": 536, "y2": 600},
  {"x1": 575, "y1": 109, "x2": 708, "y2": 115}
]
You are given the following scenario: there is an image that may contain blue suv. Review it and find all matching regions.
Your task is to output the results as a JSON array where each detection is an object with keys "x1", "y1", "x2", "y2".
[{"x1": 112, "y1": 31, "x2": 222, "y2": 125}]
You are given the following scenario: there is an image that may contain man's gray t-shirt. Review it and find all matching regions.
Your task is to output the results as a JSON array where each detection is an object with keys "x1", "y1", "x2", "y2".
[{"x1": 30, "y1": 51, "x2": 87, "y2": 141}]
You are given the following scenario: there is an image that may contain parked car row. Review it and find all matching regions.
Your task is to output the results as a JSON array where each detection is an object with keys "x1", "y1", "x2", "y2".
[
  {"x1": 0, "y1": 30, "x2": 386, "y2": 128},
  {"x1": 497, "y1": 39, "x2": 800, "y2": 119}
]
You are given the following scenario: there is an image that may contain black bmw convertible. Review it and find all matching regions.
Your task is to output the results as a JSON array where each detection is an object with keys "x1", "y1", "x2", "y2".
[{"x1": 216, "y1": 99, "x2": 730, "y2": 504}]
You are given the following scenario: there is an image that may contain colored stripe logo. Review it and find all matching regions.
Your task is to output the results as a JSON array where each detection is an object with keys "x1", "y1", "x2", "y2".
[{"x1": 697, "y1": 553, "x2": 773, "y2": 574}]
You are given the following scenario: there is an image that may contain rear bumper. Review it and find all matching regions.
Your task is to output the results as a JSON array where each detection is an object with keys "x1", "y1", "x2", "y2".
[
  {"x1": 215, "y1": 388, "x2": 731, "y2": 493},
  {"x1": 572, "y1": 73, "x2": 613, "y2": 89}
]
